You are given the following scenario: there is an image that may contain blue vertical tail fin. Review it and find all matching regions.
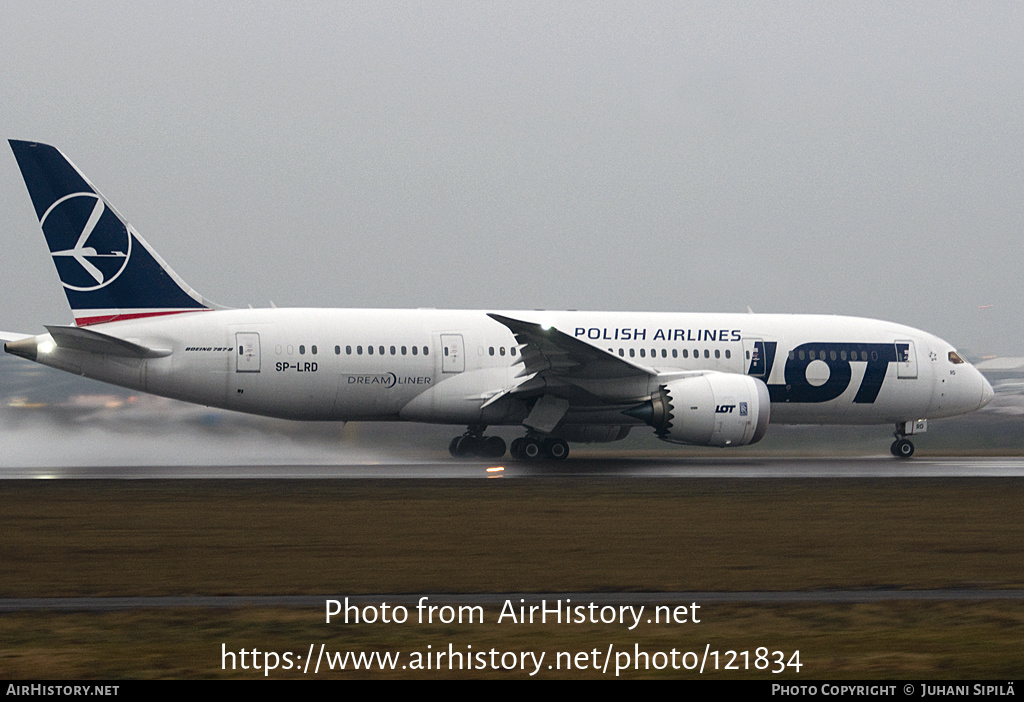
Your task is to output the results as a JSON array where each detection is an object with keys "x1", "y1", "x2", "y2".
[{"x1": 9, "y1": 140, "x2": 219, "y2": 326}]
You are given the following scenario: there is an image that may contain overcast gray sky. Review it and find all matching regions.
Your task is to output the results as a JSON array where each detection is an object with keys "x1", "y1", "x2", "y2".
[{"x1": 2, "y1": 1, "x2": 1022, "y2": 355}]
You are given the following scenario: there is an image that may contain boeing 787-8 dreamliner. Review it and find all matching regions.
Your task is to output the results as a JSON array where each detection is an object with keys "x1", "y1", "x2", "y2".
[{"x1": 2, "y1": 141, "x2": 993, "y2": 460}]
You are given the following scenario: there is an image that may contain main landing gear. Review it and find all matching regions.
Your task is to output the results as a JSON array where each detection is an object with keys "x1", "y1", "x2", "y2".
[
  {"x1": 890, "y1": 423, "x2": 915, "y2": 459},
  {"x1": 509, "y1": 434, "x2": 569, "y2": 461},
  {"x1": 448, "y1": 425, "x2": 507, "y2": 458},
  {"x1": 447, "y1": 427, "x2": 571, "y2": 461}
]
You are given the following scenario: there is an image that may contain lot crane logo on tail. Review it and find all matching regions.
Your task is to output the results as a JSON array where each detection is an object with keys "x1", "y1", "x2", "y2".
[
  {"x1": 9, "y1": 140, "x2": 213, "y2": 325},
  {"x1": 42, "y1": 192, "x2": 131, "y2": 291}
]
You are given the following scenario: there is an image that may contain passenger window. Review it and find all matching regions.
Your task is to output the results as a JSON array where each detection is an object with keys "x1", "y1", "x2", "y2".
[
  {"x1": 335, "y1": 345, "x2": 340, "y2": 355},
  {"x1": 368, "y1": 346, "x2": 373, "y2": 355},
  {"x1": 715, "y1": 349, "x2": 720, "y2": 359},
  {"x1": 424, "y1": 346, "x2": 429, "y2": 355},
  {"x1": 500, "y1": 347, "x2": 506, "y2": 356},
  {"x1": 725, "y1": 350, "x2": 731, "y2": 359},
  {"x1": 357, "y1": 346, "x2": 363, "y2": 355},
  {"x1": 390, "y1": 346, "x2": 396, "y2": 355},
  {"x1": 511, "y1": 348, "x2": 516, "y2": 356},
  {"x1": 489, "y1": 347, "x2": 494, "y2": 356},
  {"x1": 704, "y1": 349, "x2": 710, "y2": 359},
  {"x1": 402, "y1": 346, "x2": 407, "y2": 355},
  {"x1": 299, "y1": 345, "x2": 305, "y2": 355},
  {"x1": 412, "y1": 346, "x2": 418, "y2": 355}
]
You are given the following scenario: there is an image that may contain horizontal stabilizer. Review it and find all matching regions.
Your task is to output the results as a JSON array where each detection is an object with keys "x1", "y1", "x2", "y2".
[{"x1": 44, "y1": 325, "x2": 171, "y2": 358}]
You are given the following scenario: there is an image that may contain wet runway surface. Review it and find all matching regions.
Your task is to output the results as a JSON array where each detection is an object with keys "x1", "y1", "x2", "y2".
[
  {"x1": 3, "y1": 459, "x2": 1020, "y2": 613},
  {"x1": 3, "y1": 456, "x2": 1024, "y2": 478}
]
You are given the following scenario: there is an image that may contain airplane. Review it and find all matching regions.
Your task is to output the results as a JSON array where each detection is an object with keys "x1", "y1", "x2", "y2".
[{"x1": 2, "y1": 140, "x2": 994, "y2": 460}]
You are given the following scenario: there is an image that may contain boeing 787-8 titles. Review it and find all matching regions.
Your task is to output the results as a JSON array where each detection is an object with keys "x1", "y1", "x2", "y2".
[{"x1": 2, "y1": 141, "x2": 993, "y2": 460}]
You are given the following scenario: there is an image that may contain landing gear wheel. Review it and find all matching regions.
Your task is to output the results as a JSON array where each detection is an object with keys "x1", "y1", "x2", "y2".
[
  {"x1": 893, "y1": 439, "x2": 914, "y2": 459},
  {"x1": 452, "y1": 435, "x2": 480, "y2": 457},
  {"x1": 544, "y1": 438, "x2": 569, "y2": 461},
  {"x1": 483, "y1": 436, "x2": 507, "y2": 458},
  {"x1": 510, "y1": 438, "x2": 525, "y2": 459},
  {"x1": 522, "y1": 438, "x2": 544, "y2": 460},
  {"x1": 449, "y1": 426, "x2": 506, "y2": 458}
]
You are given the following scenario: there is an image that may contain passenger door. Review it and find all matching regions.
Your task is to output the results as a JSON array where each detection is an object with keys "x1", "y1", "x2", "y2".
[
  {"x1": 441, "y1": 333, "x2": 465, "y2": 373},
  {"x1": 895, "y1": 341, "x2": 917, "y2": 379},
  {"x1": 235, "y1": 332, "x2": 261, "y2": 372}
]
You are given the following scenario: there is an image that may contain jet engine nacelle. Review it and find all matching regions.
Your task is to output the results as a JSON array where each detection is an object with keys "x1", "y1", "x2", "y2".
[{"x1": 640, "y1": 373, "x2": 770, "y2": 447}]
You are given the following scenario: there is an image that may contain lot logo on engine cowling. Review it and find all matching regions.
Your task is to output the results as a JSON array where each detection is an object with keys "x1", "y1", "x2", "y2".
[{"x1": 40, "y1": 193, "x2": 131, "y2": 291}]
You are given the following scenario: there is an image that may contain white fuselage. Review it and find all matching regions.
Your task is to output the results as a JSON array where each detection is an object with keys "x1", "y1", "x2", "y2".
[
  {"x1": 20, "y1": 308, "x2": 992, "y2": 430},
  {"x1": 6, "y1": 140, "x2": 994, "y2": 457}
]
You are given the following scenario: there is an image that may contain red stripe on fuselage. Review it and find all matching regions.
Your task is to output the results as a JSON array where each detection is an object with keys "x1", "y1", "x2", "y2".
[{"x1": 74, "y1": 309, "x2": 211, "y2": 326}]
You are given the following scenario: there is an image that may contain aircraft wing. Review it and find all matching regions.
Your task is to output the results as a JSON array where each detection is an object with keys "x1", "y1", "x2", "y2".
[{"x1": 487, "y1": 313, "x2": 656, "y2": 405}]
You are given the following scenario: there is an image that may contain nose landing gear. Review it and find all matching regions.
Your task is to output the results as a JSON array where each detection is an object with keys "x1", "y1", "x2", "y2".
[
  {"x1": 890, "y1": 438, "x2": 915, "y2": 458},
  {"x1": 890, "y1": 422, "x2": 916, "y2": 458}
]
